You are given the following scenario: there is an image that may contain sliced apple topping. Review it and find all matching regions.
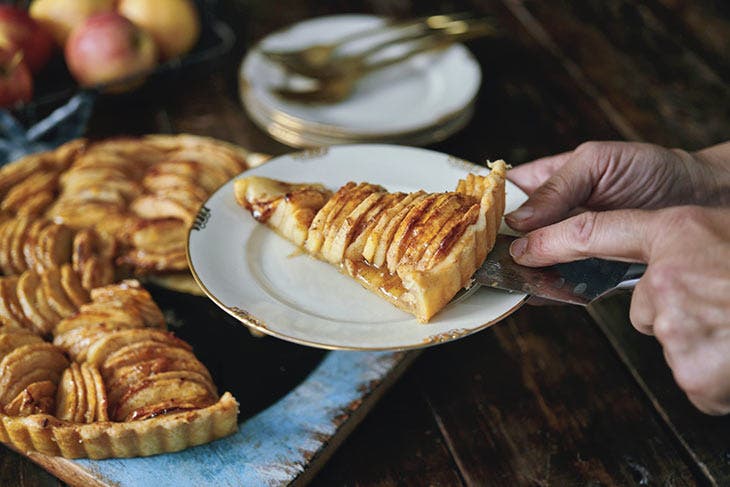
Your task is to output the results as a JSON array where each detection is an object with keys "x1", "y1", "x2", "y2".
[
  {"x1": 0, "y1": 343, "x2": 68, "y2": 407},
  {"x1": 4, "y1": 380, "x2": 56, "y2": 416},
  {"x1": 1, "y1": 171, "x2": 59, "y2": 215}
]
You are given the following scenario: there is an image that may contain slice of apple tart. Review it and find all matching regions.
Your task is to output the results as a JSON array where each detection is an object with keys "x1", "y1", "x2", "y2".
[{"x1": 235, "y1": 161, "x2": 507, "y2": 322}]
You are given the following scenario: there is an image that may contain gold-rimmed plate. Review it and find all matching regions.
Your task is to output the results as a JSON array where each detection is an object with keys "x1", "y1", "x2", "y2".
[
  {"x1": 187, "y1": 145, "x2": 527, "y2": 350},
  {"x1": 239, "y1": 14, "x2": 481, "y2": 146}
]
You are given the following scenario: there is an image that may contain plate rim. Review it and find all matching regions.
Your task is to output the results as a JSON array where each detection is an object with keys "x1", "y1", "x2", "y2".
[{"x1": 186, "y1": 144, "x2": 528, "y2": 351}]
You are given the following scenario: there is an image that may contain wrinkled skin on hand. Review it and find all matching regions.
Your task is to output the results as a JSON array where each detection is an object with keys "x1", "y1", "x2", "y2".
[{"x1": 505, "y1": 141, "x2": 730, "y2": 415}]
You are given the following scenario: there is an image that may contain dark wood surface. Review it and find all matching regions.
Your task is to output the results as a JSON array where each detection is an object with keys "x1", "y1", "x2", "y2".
[{"x1": 3, "y1": 0, "x2": 730, "y2": 485}]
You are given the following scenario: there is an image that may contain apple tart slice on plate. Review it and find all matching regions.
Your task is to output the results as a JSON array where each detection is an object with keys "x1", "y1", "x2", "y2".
[
  {"x1": 188, "y1": 145, "x2": 527, "y2": 350},
  {"x1": 235, "y1": 161, "x2": 506, "y2": 323}
]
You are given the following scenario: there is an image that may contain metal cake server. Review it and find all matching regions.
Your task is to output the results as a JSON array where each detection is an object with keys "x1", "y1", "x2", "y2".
[{"x1": 474, "y1": 235, "x2": 646, "y2": 305}]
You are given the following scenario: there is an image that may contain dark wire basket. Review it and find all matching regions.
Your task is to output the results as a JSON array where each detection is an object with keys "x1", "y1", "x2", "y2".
[
  {"x1": 1, "y1": 0, "x2": 235, "y2": 164},
  {"x1": 8, "y1": 0, "x2": 235, "y2": 124}
]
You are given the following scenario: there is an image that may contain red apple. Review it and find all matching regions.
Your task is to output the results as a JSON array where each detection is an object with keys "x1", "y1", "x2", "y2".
[
  {"x1": 64, "y1": 12, "x2": 158, "y2": 90},
  {"x1": 0, "y1": 43, "x2": 33, "y2": 108},
  {"x1": 0, "y1": 5, "x2": 54, "y2": 73}
]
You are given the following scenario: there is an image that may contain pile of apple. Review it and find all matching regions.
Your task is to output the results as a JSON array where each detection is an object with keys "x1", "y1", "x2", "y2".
[{"x1": 0, "y1": 0, "x2": 201, "y2": 108}]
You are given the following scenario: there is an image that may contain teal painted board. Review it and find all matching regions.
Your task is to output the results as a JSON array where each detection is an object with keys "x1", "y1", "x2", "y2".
[{"x1": 48, "y1": 349, "x2": 411, "y2": 487}]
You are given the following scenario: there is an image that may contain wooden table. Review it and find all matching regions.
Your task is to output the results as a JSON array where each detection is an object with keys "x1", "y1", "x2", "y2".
[{"x1": 3, "y1": 0, "x2": 730, "y2": 485}]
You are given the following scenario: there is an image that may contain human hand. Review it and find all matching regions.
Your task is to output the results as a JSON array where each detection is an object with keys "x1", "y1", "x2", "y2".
[
  {"x1": 505, "y1": 141, "x2": 729, "y2": 233},
  {"x1": 507, "y1": 205, "x2": 730, "y2": 414}
]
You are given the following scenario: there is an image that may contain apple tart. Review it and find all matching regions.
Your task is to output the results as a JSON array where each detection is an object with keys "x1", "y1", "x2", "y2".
[
  {"x1": 0, "y1": 134, "x2": 267, "y2": 292},
  {"x1": 0, "y1": 134, "x2": 251, "y2": 459},
  {"x1": 235, "y1": 161, "x2": 507, "y2": 322},
  {"x1": 0, "y1": 278, "x2": 238, "y2": 459}
]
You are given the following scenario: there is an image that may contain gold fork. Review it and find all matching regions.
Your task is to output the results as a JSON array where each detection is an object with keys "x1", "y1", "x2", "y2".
[
  {"x1": 261, "y1": 13, "x2": 489, "y2": 79},
  {"x1": 273, "y1": 19, "x2": 496, "y2": 104}
]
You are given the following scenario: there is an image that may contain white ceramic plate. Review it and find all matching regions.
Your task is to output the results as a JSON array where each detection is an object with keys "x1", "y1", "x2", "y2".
[
  {"x1": 243, "y1": 85, "x2": 476, "y2": 148},
  {"x1": 188, "y1": 145, "x2": 527, "y2": 350},
  {"x1": 240, "y1": 14, "x2": 481, "y2": 139}
]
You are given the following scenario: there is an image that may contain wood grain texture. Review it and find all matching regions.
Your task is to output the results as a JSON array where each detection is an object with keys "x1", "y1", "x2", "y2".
[
  {"x1": 312, "y1": 368, "x2": 465, "y2": 487},
  {"x1": 502, "y1": 0, "x2": 730, "y2": 149},
  {"x1": 0, "y1": 449, "x2": 62, "y2": 487},
  {"x1": 590, "y1": 295, "x2": 730, "y2": 486},
  {"x1": 413, "y1": 305, "x2": 698, "y2": 486}
]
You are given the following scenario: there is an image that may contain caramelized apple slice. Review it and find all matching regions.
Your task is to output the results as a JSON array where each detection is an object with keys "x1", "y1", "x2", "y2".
[
  {"x1": 0, "y1": 343, "x2": 68, "y2": 405},
  {"x1": 9, "y1": 216, "x2": 32, "y2": 274},
  {"x1": 385, "y1": 194, "x2": 445, "y2": 273},
  {"x1": 55, "y1": 365, "x2": 78, "y2": 422},
  {"x1": 165, "y1": 146, "x2": 244, "y2": 176},
  {"x1": 419, "y1": 202, "x2": 481, "y2": 268},
  {"x1": 22, "y1": 218, "x2": 50, "y2": 273},
  {"x1": 101, "y1": 341, "x2": 205, "y2": 378},
  {"x1": 59, "y1": 264, "x2": 90, "y2": 308},
  {"x1": 90, "y1": 363, "x2": 109, "y2": 422},
  {"x1": 76, "y1": 302, "x2": 144, "y2": 328},
  {"x1": 0, "y1": 331, "x2": 43, "y2": 361},
  {"x1": 320, "y1": 184, "x2": 384, "y2": 264},
  {"x1": 116, "y1": 248, "x2": 188, "y2": 273},
  {"x1": 305, "y1": 182, "x2": 357, "y2": 255},
  {"x1": 149, "y1": 182, "x2": 209, "y2": 205},
  {"x1": 60, "y1": 166, "x2": 128, "y2": 185},
  {"x1": 71, "y1": 363, "x2": 88, "y2": 423},
  {"x1": 0, "y1": 154, "x2": 44, "y2": 197},
  {"x1": 344, "y1": 192, "x2": 404, "y2": 261},
  {"x1": 368, "y1": 192, "x2": 429, "y2": 268},
  {"x1": 234, "y1": 177, "x2": 331, "y2": 248},
  {"x1": 54, "y1": 323, "x2": 143, "y2": 361},
  {"x1": 4, "y1": 380, "x2": 56, "y2": 416},
  {"x1": 1, "y1": 171, "x2": 58, "y2": 213},
  {"x1": 85, "y1": 329, "x2": 191, "y2": 368},
  {"x1": 129, "y1": 218, "x2": 187, "y2": 254},
  {"x1": 15, "y1": 191, "x2": 54, "y2": 217},
  {"x1": 151, "y1": 160, "x2": 229, "y2": 193},
  {"x1": 16, "y1": 271, "x2": 54, "y2": 334},
  {"x1": 41, "y1": 267, "x2": 78, "y2": 318},
  {"x1": 114, "y1": 377, "x2": 216, "y2": 422},
  {"x1": 130, "y1": 194, "x2": 199, "y2": 224},
  {"x1": 34, "y1": 279, "x2": 62, "y2": 334},
  {"x1": 108, "y1": 369, "x2": 215, "y2": 412},
  {"x1": 0, "y1": 219, "x2": 17, "y2": 274},
  {"x1": 397, "y1": 194, "x2": 475, "y2": 268},
  {"x1": 37, "y1": 223, "x2": 74, "y2": 270},
  {"x1": 80, "y1": 363, "x2": 98, "y2": 423},
  {"x1": 0, "y1": 277, "x2": 30, "y2": 331},
  {"x1": 79, "y1": 256, "x2": 115, "y2": 290},
  {"x1": 89, "y1": 280, "x2": 165, "y2": 328}
]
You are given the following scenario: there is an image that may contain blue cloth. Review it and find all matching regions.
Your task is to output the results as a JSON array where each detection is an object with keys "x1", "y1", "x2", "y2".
[{"x1": 0, "y1": 92, "x2": 95, "y2": 165}]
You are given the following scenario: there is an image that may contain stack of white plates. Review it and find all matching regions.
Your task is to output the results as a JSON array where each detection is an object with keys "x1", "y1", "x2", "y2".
[{"x1": 239, "y1": 14, "x2": 482, "y2": 148}]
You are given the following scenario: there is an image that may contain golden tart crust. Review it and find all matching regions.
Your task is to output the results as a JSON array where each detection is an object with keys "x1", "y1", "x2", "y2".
[
  {"x1": 0, "y1": 392, "x2": 237, "y2": 459},
  {"x1": 235, "y1": 161, "x2": 507, "y2": 323}
]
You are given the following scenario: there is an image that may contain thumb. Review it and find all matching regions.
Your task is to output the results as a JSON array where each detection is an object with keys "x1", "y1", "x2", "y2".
[
  {"x1": 506, "y1": 141, "x2": 623, "y2": 232},
  {"x1": 509, "y1": 209, "x2": 653, "y2": 267}
]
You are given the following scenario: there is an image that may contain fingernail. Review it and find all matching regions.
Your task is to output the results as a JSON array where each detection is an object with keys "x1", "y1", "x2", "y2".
[
  {"x1": 506, "y1": 205, "x2": 534, "y2": 223},
  {"x1": 510, "y1": 238, "x2": 528, "y2": 259}
]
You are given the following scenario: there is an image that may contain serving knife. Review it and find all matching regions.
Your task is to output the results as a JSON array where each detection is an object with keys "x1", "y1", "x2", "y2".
[{"x1": 475, "y1": 235, "x2": 645, "y2": 305}]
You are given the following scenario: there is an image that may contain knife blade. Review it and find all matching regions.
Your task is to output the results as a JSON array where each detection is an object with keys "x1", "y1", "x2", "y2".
[{"x1": 474, "y1": 235, "x2": 645, "y2": 305}]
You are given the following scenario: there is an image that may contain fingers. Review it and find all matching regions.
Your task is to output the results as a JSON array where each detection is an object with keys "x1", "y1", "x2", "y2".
[
  {"x1": 506, "y1": 151, "x2": 573, "y2": 194},
  {"x1": 506, "y1": 155, "x2": 595, "y2": 233},
  {"x1": 629, "y1": 280, "x2": 654, "y2": 335},
  {"x1": 509, "y1": 209, "x2": 653, "y2": 266}
]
